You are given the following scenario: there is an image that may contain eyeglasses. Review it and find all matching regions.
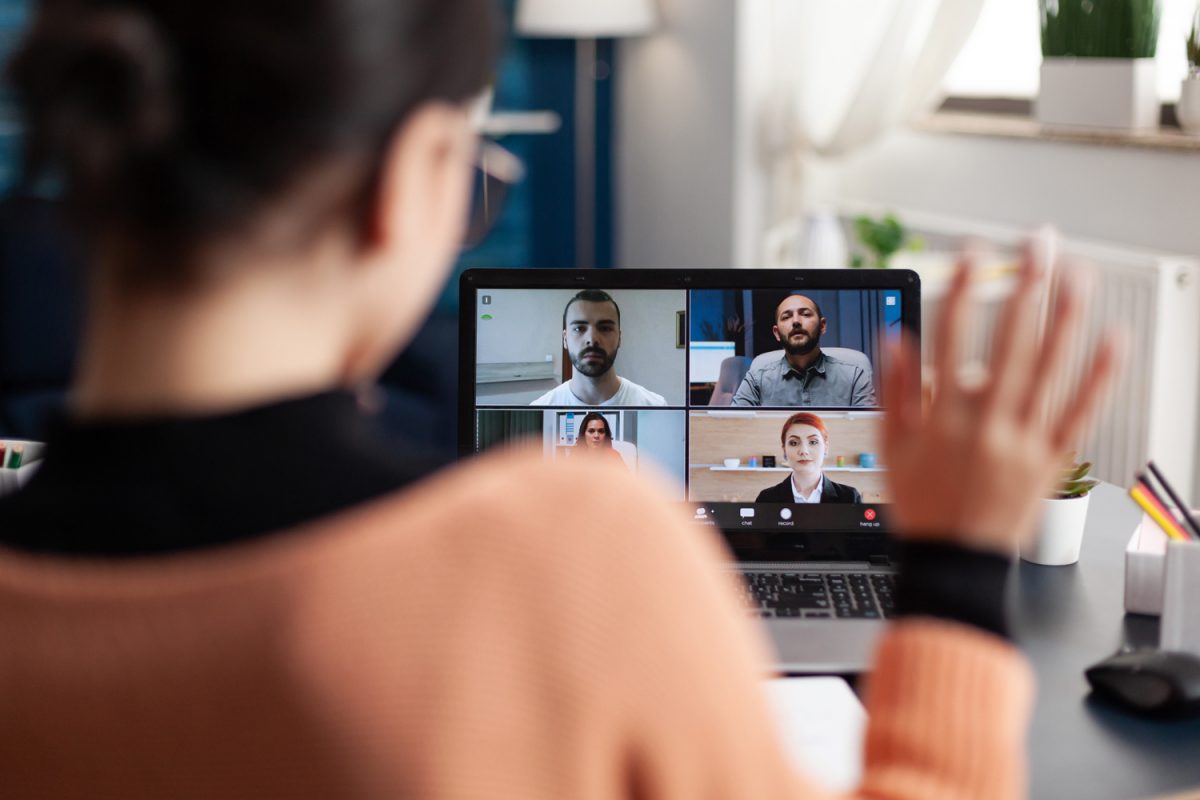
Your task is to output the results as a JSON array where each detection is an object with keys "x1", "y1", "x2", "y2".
[{"x1": 463, "y1": 139, "x2": 525, "y2": 250}]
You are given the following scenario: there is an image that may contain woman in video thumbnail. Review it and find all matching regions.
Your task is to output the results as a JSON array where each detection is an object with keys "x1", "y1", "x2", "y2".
[
  {"x1": 573, "y1": 412, "x2": 625, "y2": 465},
  {"x1": 755, "y1": 412, "x2": 862, "y2": 504}
]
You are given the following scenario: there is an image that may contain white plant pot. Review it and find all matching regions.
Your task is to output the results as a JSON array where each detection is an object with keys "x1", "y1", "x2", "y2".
[
  {"x1": 797, "y1": 211, "x2": 849, "y2": 269},
  {"x1": 1037, "y1": 58, "x2": 1158, "y2": 131},
  {"x1": 1021, "y1": 495, "x2": 1091, "y2": 566},
  {"x1": 1177, "y1": 77, "x2": 1200, "y2": 135}
]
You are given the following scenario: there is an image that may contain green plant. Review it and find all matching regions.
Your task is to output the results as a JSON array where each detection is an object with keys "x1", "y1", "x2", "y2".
[
  {"x1": 1054, "y1": 460, "x2": 1099, "y2": 499},
  {"x1": 1040, "y1": 0, "x2": 1160, "y2": 59},
  {"x1": 1188, "y1": 7, "x2": 1199, "y2": 70},
  {"x1": 848, "y1": 214, "x2": 921, "y2": 269}
]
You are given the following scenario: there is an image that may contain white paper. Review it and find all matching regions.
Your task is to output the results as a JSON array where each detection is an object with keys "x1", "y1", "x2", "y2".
[{"x1": 764, "y1": 677, "x2": 866, "y2": 793}]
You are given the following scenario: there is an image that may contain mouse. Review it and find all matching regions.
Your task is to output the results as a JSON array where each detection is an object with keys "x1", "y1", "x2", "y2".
[{"x1": 1085, "y1": 649, "x2": 1200, "y2": 717}]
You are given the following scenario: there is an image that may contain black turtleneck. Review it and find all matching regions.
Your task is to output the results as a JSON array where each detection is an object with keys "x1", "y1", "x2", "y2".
[{"x1": 0, "y1": 391, "x2": 447, "y2": 557}]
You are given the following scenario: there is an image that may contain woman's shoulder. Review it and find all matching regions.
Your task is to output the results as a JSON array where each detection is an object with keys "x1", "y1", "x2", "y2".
[
  {"x1": 822, "y1": 476, "x2": 862, "y2": 503},
  {"x1": 755, "y1": 476, "x2": 791, "y2": 502}
]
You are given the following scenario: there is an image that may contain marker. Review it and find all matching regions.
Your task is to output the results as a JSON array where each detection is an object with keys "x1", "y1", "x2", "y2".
[
  {"x1": 7, "y1": 444, "x2": 23, "y2": 469},
  {"x1": 0, "y1": 443, "x2": 6, "y2": 468},
  {"x1": 1129, "y1": 484, "x2": 1189, "y2": 542},
  {"x1": 1147, "y1": 461, "x2": 1200, "y2": 542}
]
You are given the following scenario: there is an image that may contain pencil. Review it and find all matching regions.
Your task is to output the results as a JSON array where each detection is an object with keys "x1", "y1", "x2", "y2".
[
  {"x1": 1147, "y1": 461, "x2": 1200, "y2": 541},
  {"x1": 1129, "y1": 485, "x2": 1190, "y2": 542},
  {"x1": 1137, "y1": 472, "x2": 1198, "y2": 543}
]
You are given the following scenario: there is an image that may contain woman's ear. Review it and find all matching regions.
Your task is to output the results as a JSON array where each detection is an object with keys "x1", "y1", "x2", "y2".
[
  {"x1": 341, "y1": 102, "x2": 473, "y2": 380},
  {"x1": 369, "y1": 102, "x2": 472, "y2": 257}
]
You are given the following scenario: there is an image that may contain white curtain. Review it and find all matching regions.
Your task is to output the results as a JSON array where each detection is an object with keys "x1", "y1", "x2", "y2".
[{"x1": 761, "y1": 0, "x2": 985, "y2": 223}]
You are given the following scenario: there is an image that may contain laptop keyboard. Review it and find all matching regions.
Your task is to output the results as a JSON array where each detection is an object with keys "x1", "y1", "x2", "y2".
[{"x1": 738, "y1": 571, "x2": 896, "y2": 619}]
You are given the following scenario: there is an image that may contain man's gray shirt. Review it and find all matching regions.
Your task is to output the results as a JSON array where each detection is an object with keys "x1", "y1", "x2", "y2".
[{"x1": 730, "y1": 351, "x2": 877, "y2": 407}]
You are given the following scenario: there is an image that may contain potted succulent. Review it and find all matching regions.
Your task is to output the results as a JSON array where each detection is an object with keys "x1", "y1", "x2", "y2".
[
  {"x1": 1178, "y1": 6, "x2": 1200, "y2": 134},
  {"x1": 1021, "y1": 460, "x2": 1099, "y2": 566},
  {"x1": 1037, "y1": 0, "x2": 1161, "y2": 130}
]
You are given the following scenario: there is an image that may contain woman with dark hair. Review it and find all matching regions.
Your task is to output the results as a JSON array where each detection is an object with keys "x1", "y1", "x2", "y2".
[
  {"x1": 0, "y1": 0, "x2": 1121, "y2": 797},
  {"x1": 755, "y1": 412, "x2": 861, "y2": 504},
  {"x1": 572, "y1": 411, "x2": 624, "y2": 466}
]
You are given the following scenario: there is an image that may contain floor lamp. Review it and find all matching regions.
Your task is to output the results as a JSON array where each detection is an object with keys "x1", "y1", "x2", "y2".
[{"x1": 515, "y1": 0, "x2": 657, "y2": 269}]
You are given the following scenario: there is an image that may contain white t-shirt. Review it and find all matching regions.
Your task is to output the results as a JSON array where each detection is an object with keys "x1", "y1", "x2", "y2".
[{"x1": 532, "y1": 378, "x2": 667, "y2": 407}]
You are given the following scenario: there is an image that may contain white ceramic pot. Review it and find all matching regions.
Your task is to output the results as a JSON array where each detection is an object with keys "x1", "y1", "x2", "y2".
[
  {"x1": 1021, "y1": 494, "x2": 1091, "y2": 566},
  {"x1": 1177, "y1": 76, "x2": 1200, "y2": 135},
  {"x1": 1037, "y1": 58, "x2": 1158, "y2": 130},
  {"x1": 797, "y1": 211, "x2": 849, "y2": 270}
]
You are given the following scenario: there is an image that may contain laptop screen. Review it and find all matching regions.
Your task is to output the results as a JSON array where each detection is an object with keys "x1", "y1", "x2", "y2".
[{"x1": 459, "y1": 269, "x2": 919, "y2": 553}]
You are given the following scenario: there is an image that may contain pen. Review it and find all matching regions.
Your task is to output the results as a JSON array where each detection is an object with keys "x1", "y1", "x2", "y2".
[
  {"x1": 0, "y1": 442, "x2": 6, "y2": 469},
  {"x1": 1129, "y1": 484, "x2": 1190, "y2": 542},
  {"x1": 1147, "y1": 461, "x2": 1200, "y2": 542}
]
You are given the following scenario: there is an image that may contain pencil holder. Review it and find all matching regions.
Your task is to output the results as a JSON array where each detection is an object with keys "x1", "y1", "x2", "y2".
[{"x1": 1160, "y1": 540, "x2": 1200, "y2": 655}]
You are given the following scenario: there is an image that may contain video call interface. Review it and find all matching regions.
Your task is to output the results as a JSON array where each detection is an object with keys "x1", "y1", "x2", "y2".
[{"x1": 472, "y1": 287, "x2": 903, "y2": 532}]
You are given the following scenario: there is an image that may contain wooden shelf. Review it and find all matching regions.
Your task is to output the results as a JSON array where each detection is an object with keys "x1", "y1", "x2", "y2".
[{"x1": 915, "y1": 111, "x2": 1200, "y2": 153}]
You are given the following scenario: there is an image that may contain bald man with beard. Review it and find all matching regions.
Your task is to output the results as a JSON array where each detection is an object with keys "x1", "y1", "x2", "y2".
[{"x1": 731, "y1": 294, "x2": 876, "y2": 407}]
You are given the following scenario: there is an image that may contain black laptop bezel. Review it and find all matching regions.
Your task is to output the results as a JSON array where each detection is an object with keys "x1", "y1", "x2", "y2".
[{"x1": 458, "y1": 268, "x2": 920, "y2": 562}]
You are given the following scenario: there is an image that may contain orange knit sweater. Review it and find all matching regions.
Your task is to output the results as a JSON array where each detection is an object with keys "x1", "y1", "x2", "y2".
[{"x1": 0, "y1": 451, "x2": 1032, "y2": 799}]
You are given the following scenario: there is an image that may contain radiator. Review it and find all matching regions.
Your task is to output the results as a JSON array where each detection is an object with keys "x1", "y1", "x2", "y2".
[{"x1": 795, "y1": 206, "x2": 1200, "y2": 502}]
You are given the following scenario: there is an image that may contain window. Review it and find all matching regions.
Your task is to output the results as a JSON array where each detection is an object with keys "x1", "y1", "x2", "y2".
[{"x1": 943, "y1": 0, "x2": 1197, "y2": 101}]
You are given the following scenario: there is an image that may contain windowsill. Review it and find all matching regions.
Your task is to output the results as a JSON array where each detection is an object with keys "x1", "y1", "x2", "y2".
[{"x1": 914, "y1": 110, "x2": 1200, "y2": 153}]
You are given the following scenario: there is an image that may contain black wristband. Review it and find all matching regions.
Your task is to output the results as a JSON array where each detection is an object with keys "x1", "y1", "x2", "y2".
[{"x1": 895, "y1": 540, "x2": 1012, "y2": 640}]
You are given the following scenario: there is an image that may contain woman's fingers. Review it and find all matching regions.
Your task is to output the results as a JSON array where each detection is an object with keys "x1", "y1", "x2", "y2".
[
  {"x1": 981, "y1": 238, "x2": 1049, "y2": 417},
  {"x1": 1050, "y1": 334, "x2": 1124, "y2": 453},
  {"x1": 882, "y1": 334, "x2": 920, "y2": 458},
  {"x1": 931, "y1": 257, "x2": 972, "y2": 406},
  {"x1": 1018, "y1": 265, "x2": 1084, "y2": 425}
]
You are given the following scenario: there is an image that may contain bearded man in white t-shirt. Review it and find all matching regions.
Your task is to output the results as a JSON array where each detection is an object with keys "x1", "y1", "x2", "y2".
[{"x1": 531, "y1": 290, "x2": 667, "y2": 407}]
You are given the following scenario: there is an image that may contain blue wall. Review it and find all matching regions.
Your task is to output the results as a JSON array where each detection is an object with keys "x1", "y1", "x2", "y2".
[{"x1": 0, "y1": 0, "x2": 29, "y2": 195}]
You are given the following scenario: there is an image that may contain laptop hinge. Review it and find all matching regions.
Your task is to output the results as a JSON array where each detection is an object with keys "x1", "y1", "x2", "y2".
[{"x1": 869, "y1": 554, "x2": 893, "y2": 568}]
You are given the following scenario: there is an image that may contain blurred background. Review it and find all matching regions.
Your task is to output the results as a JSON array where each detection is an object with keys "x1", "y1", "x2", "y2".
[{"x1": 2, "y1": 0, "x2": 1199, "y2": 501}]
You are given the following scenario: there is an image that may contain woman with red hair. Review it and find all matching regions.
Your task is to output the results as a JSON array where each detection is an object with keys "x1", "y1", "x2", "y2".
[{"x1": 755, "y1": 412, "x2": 862, "y2": 503}]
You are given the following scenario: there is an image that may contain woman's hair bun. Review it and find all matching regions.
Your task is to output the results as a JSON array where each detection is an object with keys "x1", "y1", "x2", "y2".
[{"x1": 10, "y1": 8, "x2": 176, "y2": 187}]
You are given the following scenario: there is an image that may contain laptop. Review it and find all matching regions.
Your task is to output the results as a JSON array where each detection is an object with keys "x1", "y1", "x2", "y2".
[{"x1": 458, "y1": 268, "x2": 921, "y2": 673}]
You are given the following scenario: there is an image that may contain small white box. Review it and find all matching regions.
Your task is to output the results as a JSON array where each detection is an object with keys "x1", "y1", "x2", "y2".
[
  {"x1": 1162, "y1": 541, "x2": 1200, "y2": 654},
  {"x1": 1124, "y1": 515, "x2": 1169, "y2": 615}
]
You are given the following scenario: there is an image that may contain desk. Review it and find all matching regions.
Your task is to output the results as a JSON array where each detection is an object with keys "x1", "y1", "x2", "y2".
[{"x1": 1014, "y1": 483, "x2": 1200, "y2": 799}]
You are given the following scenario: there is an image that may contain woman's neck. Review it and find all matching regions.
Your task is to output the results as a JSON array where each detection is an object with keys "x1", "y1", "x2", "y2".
[{"x1": 72, "y1": 263, "x2": 353, "y2": 419}]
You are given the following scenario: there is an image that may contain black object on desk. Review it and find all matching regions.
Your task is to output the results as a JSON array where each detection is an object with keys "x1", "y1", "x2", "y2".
[{"x1": 1086, "y1": 649, "x2": 1200, "y2": 717}]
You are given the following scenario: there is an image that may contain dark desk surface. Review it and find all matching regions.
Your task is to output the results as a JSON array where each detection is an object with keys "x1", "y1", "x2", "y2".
[{"x1": 1014, "y1": 482, "x2": 1200, "y2": 800}]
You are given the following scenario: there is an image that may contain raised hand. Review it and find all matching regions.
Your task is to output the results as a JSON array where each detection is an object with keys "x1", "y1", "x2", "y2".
[{"x1": 882, "y1": 238, "x2": 1123, "y2": 554}]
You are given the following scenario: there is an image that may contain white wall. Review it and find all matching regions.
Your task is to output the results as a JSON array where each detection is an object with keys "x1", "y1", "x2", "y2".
[
  {"x1": 632, "y1": 409, "x2": 687, "y2": 497},
  {"x1": 835, "y1": 130, "x2": 1200, "y2": 258},
  {"x1": 616, "y1": 0, "x2": 738, "y2": 269}
]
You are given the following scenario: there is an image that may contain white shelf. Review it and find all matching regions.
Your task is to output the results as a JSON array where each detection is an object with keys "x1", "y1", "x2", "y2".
[{"x1": 480, "y1": 111, "x2": 563, "y2": 137}]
